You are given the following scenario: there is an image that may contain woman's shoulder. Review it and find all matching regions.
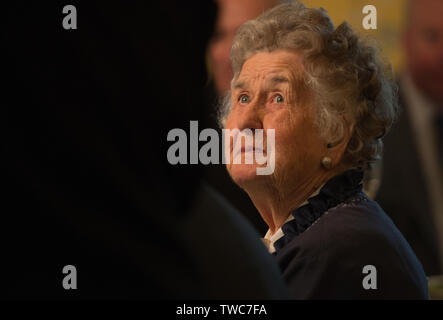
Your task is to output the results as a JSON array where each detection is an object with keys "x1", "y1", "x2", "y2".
[
  {"x1": 275, "y1": 194, "x2": 429, "y2": 299},
  {"x1": 290, "y1": 193, "x2": 412, "y2": 258},
  {"x1": 319, "y1": 193, "x2": 399, "y2": 241}
]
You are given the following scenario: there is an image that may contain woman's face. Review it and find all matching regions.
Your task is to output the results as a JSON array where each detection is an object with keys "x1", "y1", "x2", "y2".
[{"x1": 225, "y1": 50, "x2": 328, "y2": 192}]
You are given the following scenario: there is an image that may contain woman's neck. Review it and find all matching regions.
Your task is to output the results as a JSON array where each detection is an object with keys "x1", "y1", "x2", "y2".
[{"x1": 244, "y1": 171, "x2": 334, "y2": 235}]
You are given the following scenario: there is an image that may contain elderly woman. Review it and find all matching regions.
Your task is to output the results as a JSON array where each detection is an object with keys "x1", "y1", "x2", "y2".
[{"x1": 220, "y1": 2, "x2": 429, "y2": 299}]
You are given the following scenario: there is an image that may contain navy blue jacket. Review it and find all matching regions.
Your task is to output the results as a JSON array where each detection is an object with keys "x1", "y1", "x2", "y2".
[{"x1": 273, "y1": 170, "x2": 429, "y2": 299}]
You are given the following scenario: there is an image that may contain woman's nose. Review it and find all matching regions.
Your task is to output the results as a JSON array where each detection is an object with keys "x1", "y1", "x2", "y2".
[{"x1": 236, "y1": 100, "x2": 263, "y2": 131}]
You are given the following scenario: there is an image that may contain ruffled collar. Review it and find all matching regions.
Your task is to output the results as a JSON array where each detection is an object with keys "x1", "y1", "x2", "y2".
[{"x1": 273, "y1": 170, "x2": 364, "y2": 252}]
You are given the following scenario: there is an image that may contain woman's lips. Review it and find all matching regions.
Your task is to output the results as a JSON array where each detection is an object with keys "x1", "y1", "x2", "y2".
[{"x1": 233, "y1": 145, "x2": 265, "y2": 161}]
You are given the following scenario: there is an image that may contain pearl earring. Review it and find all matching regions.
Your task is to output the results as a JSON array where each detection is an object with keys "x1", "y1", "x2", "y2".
[{"x1": 321, "y1": 156, "x2": 332, "y2": 169}]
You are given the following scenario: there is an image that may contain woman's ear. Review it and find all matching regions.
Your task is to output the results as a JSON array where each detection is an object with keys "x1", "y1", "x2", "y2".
[{"x1": 326, "y1": 118, "x2": 354, "y2": 168}]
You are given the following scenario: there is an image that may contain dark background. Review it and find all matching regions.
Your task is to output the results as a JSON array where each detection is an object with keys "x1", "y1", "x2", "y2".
[
  {"x1": 2, "y1": 1, "x2": 284, "y2": 299},
  {"x1": 2, "y1": 0, "x2": 211, "y2": 298}
]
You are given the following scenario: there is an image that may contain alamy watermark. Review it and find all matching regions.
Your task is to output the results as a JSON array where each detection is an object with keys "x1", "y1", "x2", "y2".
[
  {"x1": 167, "y1": 121, "x2": 275, "y2": 175},
  {"x1": 362, "y1": 265, "x2": 377, "y2": 290},
  {"x1": 62, "y1": 265, "x2": 77, "y2": 290},
  {"x1": 62, "y1": 4, "x2": 377, "y2": 31}
]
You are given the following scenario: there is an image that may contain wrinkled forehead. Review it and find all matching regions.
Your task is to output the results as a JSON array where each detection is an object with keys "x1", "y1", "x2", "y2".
[{"x1": 233, "y1": 50, "x2": 305, "y2": 90}]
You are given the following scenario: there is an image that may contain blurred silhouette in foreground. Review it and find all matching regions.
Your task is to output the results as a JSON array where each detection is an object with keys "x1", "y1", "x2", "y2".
[{"x1": 2, "y1": 1, "x2": 288, "y2": 299}]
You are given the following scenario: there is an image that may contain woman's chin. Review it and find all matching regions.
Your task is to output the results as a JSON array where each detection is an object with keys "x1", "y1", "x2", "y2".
[{"x1": 228, "y1": 164, "x2": 265, "y2": 186}]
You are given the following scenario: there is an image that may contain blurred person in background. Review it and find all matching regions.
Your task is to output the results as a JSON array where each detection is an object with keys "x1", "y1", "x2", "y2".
[
  {"x1": 376, "y1": 0, "x2": 443, "y2": 277},
  {"x1": 208, "y1": 0, "x2": 287, "y2": 95}
]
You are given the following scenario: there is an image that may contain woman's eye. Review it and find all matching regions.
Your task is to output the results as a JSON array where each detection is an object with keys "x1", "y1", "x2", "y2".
[
  {"x1": 273, "y1": 94, "x2": 284, "y2": 103},
  {"x1": 238, "y1": 94, "x2": 250, "y2": 104}
]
